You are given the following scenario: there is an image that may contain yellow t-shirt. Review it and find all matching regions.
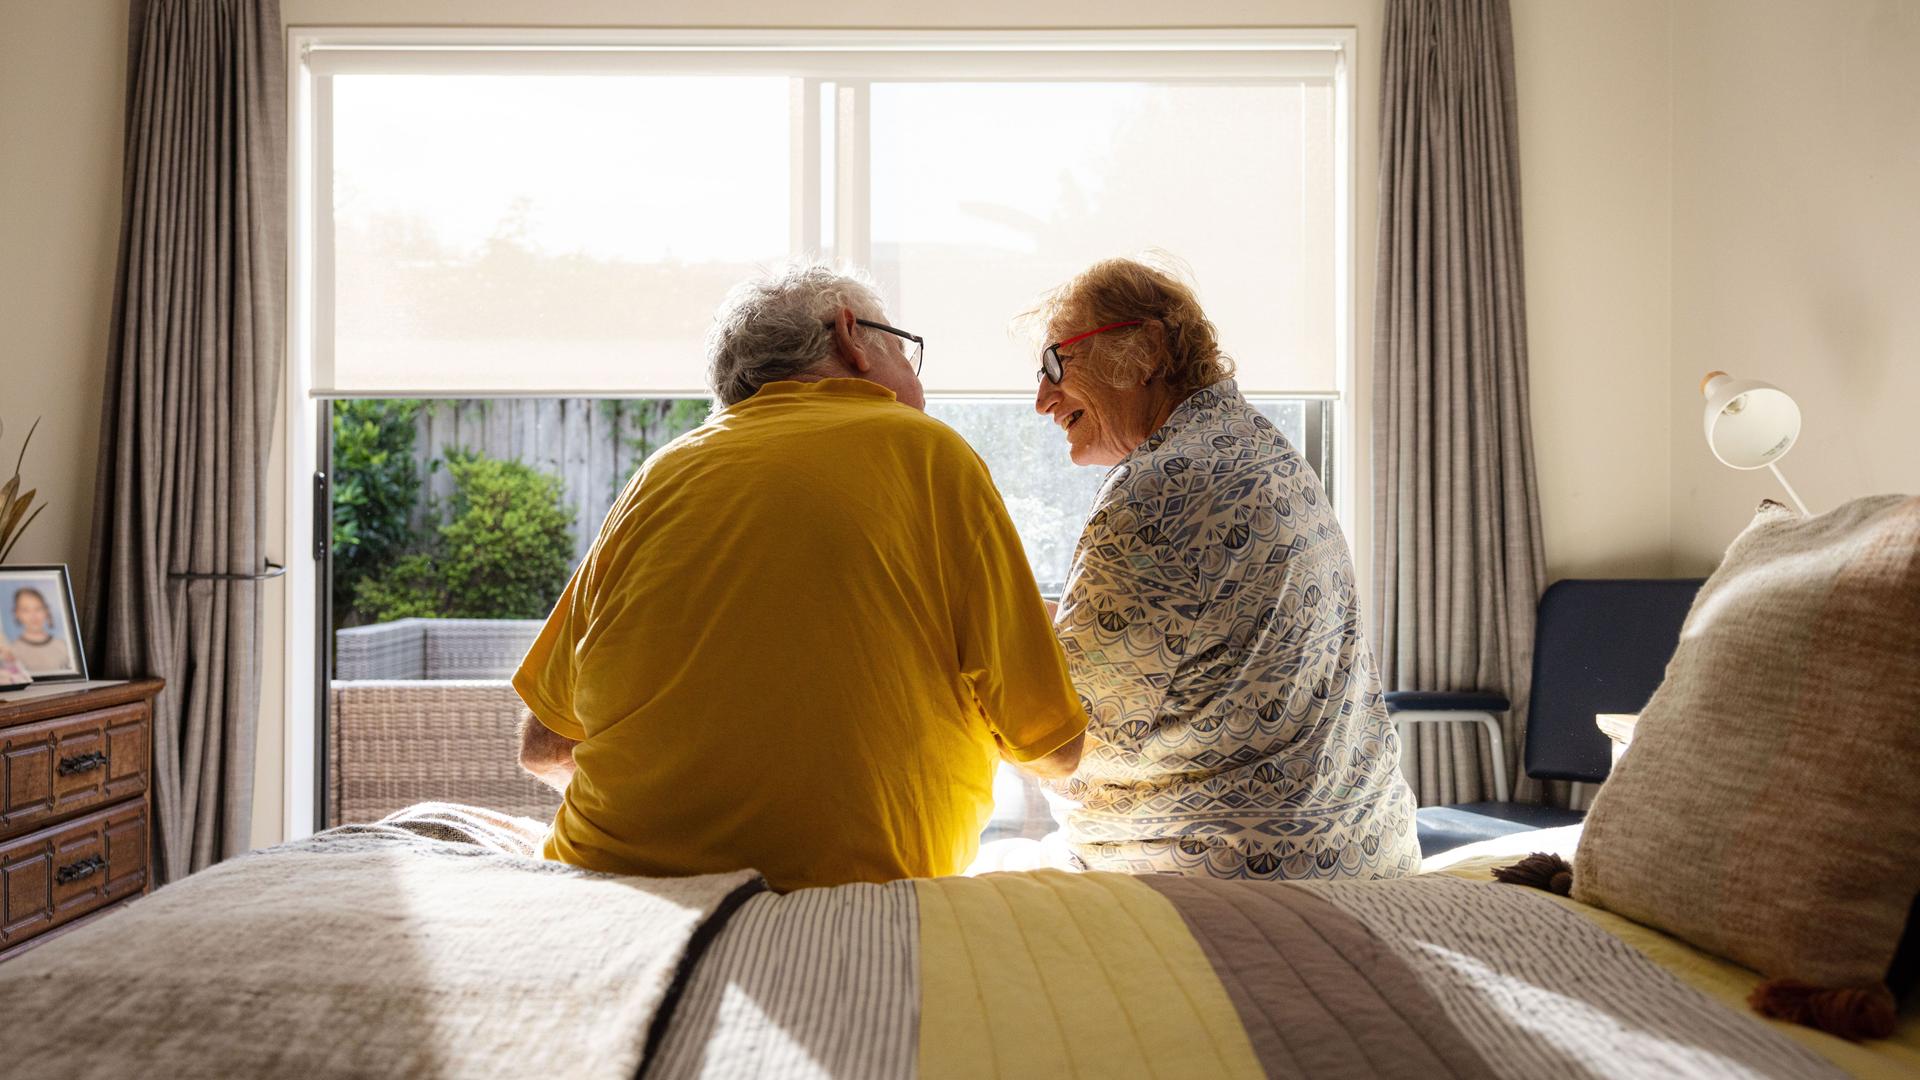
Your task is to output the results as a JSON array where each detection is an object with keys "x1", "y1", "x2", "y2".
[{"x1": 513, "y1": 378, "x2": 1086, "y2": 891}]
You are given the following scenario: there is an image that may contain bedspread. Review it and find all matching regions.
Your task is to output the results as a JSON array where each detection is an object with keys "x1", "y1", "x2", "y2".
[
  {"x1": 4, "y1": 806, "x2": 1912, "y2": 1080},
  {"x1": 0, "y1": 804, "x2": 759, "y2": 1080},
  {"x1": 651, "y1": 869, "x2": 1850, "y2": 1080}
]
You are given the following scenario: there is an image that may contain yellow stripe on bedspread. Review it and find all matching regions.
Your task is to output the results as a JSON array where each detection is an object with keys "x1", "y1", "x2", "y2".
[{"x1": 914, "y1": 870, "x2": 1264, "y2": 1080}]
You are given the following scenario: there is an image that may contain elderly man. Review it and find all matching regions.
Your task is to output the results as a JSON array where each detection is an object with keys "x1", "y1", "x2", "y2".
[{"x1": 514, "y1": 264, "x2": 1087, "y2": 891}]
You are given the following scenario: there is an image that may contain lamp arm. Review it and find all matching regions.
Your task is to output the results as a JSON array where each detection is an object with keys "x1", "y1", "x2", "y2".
[{"x1": 1766, "y1": 462, "x2": 1812, "y2": 516}]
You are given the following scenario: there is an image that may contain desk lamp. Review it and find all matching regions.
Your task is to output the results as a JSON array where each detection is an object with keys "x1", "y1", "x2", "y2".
[{"x1": 1700, "y1": 371, "x2": 1810, "y2": 516}]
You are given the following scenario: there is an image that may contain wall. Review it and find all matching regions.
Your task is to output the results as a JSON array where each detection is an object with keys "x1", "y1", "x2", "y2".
[
  {"x1": 1669, "y1": 0, "x2": 1920, "y2": 572},
  {"x1": 1511, "y1": 0, "x2": 1675, "y2": 580},
  {"x1": 0, "y1": 0, "x2": 124, "y2": 593}
]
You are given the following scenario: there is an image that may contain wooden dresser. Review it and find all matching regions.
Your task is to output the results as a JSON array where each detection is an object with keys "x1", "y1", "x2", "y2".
[{"x1": 0, "y1": 678, "x2": 162, "y2": 962}]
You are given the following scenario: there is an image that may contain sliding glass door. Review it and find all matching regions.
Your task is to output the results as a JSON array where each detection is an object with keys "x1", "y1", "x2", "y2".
[{"x1": 293, "y1": 30, "x2": 1355, "y2": 837}]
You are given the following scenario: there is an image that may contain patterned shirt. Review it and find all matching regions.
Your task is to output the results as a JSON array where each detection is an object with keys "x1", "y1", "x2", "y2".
[{"x1": 1045, "y1": 380, "x2": 1421, "y2": 880}]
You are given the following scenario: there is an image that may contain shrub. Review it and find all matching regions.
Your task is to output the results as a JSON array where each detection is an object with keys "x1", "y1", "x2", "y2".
[
  {"x1": 331, "y1": 400, "x2": 423, "y2": 623},
  {"x1": 356, "y1": 452, "x2": 575, "y2": 622},
  {"x1": 349, "y1": 553, "x2": 444, "y2": 623}
]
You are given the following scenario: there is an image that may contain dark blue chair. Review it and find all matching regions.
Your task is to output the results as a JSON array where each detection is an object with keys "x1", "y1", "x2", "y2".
[{"x1": 1388, "y1": 578, "x2": 1705, "y2": 857}]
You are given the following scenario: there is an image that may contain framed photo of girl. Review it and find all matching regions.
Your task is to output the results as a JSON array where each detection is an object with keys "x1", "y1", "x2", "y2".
[{"x1": 0, "y1": 564, "x2": 88, "y2": 687}]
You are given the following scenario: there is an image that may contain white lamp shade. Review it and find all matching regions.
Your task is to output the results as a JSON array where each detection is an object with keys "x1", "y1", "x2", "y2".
[{"x1": 1701, "y1": 373, "x2": 1802, "y2": 470}]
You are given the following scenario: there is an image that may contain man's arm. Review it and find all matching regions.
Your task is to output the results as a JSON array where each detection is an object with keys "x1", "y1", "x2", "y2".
[
  {"x1": 1000, "y1": 729, "x2": 1084, "y2": 780},
  {"x1": 518, "y1": 712, "x2": 580, "y2": 793}
]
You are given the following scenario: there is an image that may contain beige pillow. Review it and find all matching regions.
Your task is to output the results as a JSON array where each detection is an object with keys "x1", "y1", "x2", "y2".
[{"x1": 1573, "y1": 495, "x2": 1920, "y2": 1033}]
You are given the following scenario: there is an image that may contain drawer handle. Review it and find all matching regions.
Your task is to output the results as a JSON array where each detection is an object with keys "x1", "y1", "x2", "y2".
[
  {"x1": 56, "y1": 855, "x2": 106, "y2": 885},
  {"x1": 58, "y1": 751, "x2": 109, "y2": 775}
]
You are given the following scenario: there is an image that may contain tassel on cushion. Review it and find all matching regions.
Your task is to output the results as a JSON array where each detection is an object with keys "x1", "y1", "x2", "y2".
[
  {"x1": 1490, "y1": 853, "x2": 1573, "y2": 896},
  {"x1": 1491, "y1": 854, "x2": 1901, "y2": 1039},
  {"x1": 1748, "y1": 979, "x2": 1898, "y2": 1041}
]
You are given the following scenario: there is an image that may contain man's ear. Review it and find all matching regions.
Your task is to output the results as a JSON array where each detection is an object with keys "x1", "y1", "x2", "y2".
[{"x1": 830, "y1": 307, "x2": 873, "y2": 374}]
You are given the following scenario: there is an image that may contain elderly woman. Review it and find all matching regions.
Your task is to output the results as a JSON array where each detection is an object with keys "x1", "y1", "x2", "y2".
[{"x1": 1032, "y1": 258, "x2": 1420, "y2": 880}]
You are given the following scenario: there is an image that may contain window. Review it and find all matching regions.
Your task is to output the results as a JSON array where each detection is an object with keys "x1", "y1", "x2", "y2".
[
  {"x1": 328, "y1": 75, "x2": 791, "y2": 396},
  {"x1": 867, "y1": 79, "x2": 1336, "y2": 395},
  {"x1": 293, "y1": 30, "x2": 1354, "y2": 837}
]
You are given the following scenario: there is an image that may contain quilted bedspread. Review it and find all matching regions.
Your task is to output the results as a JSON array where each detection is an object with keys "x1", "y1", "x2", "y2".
[
  {"x1": 650, "y1": 869, "x2": 1863, "y2": 1080},
  {"x1": 1, "y1": 806, "x2": 1913, "y2": 1079},
  {"x1": 0, "y1": 805, "x2": 758, "y2": 1080}
]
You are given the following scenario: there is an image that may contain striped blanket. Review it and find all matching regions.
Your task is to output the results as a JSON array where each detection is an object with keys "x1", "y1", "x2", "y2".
[
  {"x1": 650, "y1": 870, "x2": 1855, "y2": 1080},
  {"x1": 3, "y1": 806, "x2": 1912, "y2": 1079}
]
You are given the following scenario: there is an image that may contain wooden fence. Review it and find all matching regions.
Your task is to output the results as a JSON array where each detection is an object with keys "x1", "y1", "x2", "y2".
[{"x1": 410, "y1": 398, "x2": 709, "y2": 562}]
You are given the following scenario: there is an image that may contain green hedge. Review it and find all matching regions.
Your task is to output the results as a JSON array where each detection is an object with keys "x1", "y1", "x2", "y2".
[
  {"x1": 354, "y1": 452, "x2": 575, "y2": 622},
  {"x1": 330, "y1": 400, "x2": 423, "y2": 624}
]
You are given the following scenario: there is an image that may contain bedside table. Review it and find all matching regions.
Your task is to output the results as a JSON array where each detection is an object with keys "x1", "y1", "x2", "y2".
[
  {"x1": 1596, "y1": 713, "x2": 1639, "y2": 766},
  {"x1": 0, "y1": 678, "x2": 163, "y2": 962}
]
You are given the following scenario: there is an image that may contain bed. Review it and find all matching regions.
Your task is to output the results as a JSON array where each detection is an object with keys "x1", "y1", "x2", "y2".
[{"x1": 0, "y1": 804, "x2": 1912, "y2": 1079}]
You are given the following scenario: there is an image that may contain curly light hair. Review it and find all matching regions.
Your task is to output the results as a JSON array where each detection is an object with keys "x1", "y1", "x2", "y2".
[{"x1": 1029, "y1": 257, "x2": 1234, "y2": 396}]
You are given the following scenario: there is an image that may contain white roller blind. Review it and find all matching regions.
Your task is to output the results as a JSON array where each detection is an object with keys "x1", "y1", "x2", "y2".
[
  {"x1": 307, "y1": 37, "x2": 1343, "y2": 398},
  {"x1": 871, "y1": 79, "x2": 1337, "y2": 396},
  {"x1": 319, "y1": 72, "x2": 793, "y2": 397}
]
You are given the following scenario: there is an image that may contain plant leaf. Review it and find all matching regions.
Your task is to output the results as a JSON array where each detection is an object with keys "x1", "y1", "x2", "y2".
[
  {"x1": 0, "y1": 487, "x2": 35, "y2": 542},
  {"x1": 12, "y1": 416, "x2": 40, "y2": 478},
  {"x1": 0, "y1": 473, "x2": 17, "y2": 514},
  {"x1": 0, "y1": 503, "x2": 44, "y2": 564}
]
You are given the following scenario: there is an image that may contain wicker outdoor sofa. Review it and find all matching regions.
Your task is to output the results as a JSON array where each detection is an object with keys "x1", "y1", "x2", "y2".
[
  {"x1": 328, "y1": 619, "x2": 560, "y2": 827},
  {"x1": 329, "y1": 619, "x2": 1057, "y2": 841}
]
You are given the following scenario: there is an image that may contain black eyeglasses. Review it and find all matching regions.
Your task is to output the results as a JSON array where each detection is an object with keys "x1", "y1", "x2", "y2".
[{"x1": 855, "y1": 319, "x2": 925, "y2": 376}]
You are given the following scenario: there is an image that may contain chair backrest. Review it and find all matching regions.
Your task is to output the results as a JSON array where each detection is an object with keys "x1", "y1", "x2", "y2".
[
  {"x1": 1524, "y1": 578, "x2": 1704, "y2": 784},
  {"x1": 334, "y1": 619, "x2": 428, "y2": 680},
  {"x1": 421, "y1": 619, "x2": 544, "y2": 680}
]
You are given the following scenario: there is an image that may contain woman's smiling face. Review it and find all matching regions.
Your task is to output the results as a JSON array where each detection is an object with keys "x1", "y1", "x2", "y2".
[
  {"x1": 1034, "y1": 323, "x2": 1187, "y2": 468},
  {"x1": 1033, "y1": 346, "x2": 1152, "y2": 467},
  {"x1": 1030, "y1": 257, "x2": 1231, "y2": 469}
]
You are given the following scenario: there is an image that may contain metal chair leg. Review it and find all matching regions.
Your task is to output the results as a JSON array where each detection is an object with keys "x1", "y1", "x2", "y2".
[
  {"x1": 1469, "y1": 712, "x2": 1512, "y2": 803},
  {"x1": 1390, "y1": 710, "x2": 1512, "y2": 803}
]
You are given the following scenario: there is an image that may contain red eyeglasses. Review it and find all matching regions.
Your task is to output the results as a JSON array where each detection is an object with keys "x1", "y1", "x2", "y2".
[{"x1": 1038, "y1": 321, "x2": 1144, "y2": 385}]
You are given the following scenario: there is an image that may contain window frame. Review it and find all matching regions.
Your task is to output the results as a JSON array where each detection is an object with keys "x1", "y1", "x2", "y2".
[{"x1": 284, "y1": 26, "x2": 1359, "y2": 839}]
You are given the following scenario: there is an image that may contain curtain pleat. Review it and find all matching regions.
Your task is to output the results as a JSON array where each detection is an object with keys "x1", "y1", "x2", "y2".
[
  {"x1": 86, "y1": 0, "x2": 284, "y2": 883},
  {"x1": 1372, "y1": 0, "x2": 1552, "y2": 807}
]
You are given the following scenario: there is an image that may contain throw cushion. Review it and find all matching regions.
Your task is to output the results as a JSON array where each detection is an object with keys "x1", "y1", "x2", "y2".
[{"x1": 1572, "y1": 496, "x2": 1920, "y2": 1033}]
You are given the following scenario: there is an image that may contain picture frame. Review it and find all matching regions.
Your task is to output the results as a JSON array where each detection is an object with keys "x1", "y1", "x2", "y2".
[{"x1": 0, "y1": 564, "x2": 88, "y2": 686}]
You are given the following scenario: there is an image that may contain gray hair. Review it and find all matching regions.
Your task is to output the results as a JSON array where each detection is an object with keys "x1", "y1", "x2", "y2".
[{"x1": 704, "y1": 263, "x2": 891, "y2": 406}]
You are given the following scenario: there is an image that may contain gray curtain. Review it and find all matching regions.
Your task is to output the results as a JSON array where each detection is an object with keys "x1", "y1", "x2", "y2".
[
  {"x1": 1371, "y1": 0, "x2": 1551, "y2": 806},
  {"x1": 85, "y1": 0, "x2": 285, "y2": 882}
]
